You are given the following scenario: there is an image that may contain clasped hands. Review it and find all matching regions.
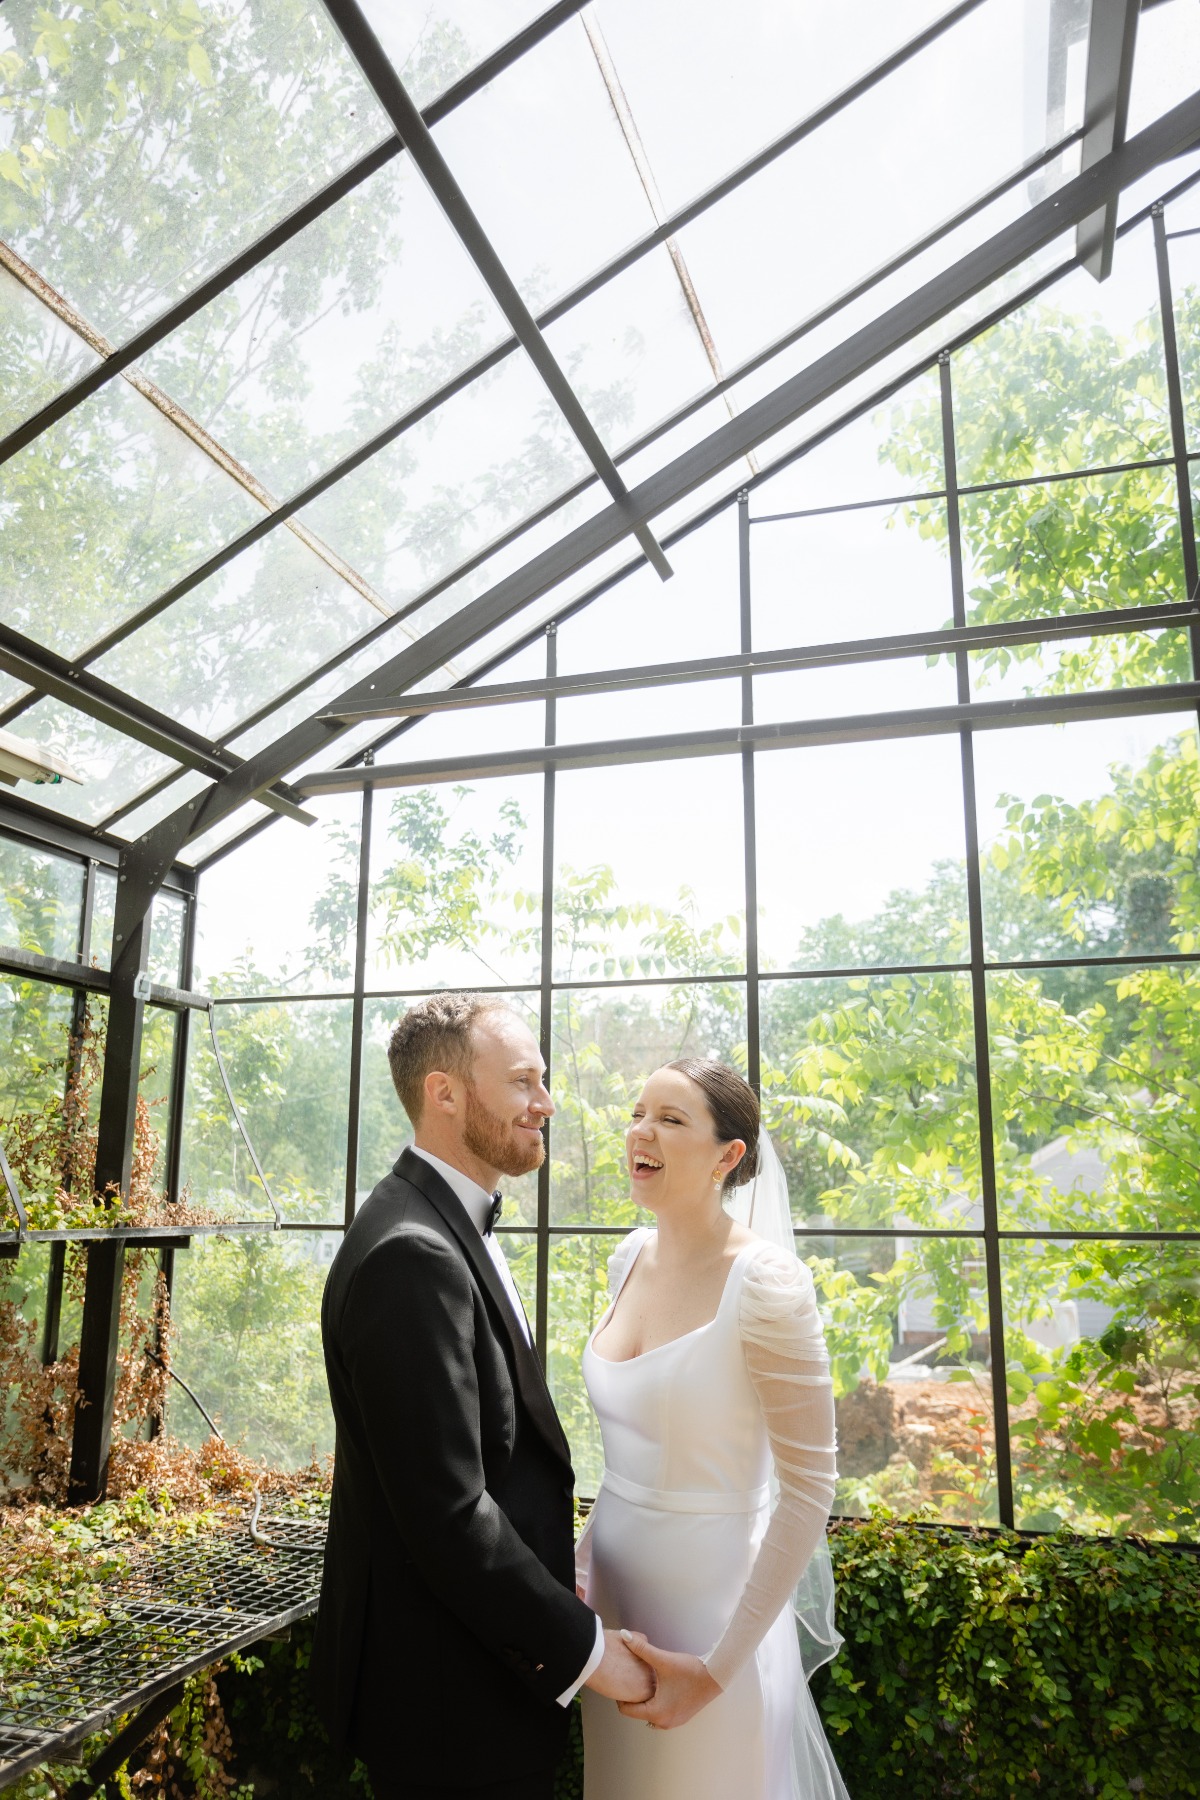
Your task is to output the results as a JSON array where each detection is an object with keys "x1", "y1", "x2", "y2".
[{"x1": 585, "y1": 1626, "x2": 722, "y2": 1730}]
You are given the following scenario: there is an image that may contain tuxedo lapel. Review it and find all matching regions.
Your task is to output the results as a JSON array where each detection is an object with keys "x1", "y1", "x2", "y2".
[{"x1": 394, "y1": 1149, "x2": 572, "y2": 1470}]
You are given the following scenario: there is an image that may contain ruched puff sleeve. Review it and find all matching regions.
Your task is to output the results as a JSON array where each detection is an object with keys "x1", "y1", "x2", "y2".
[
  {"x1": 703, "y1": 1244, "x2": 838, "y2": 1690},
  {"x1": 575, "y1": 1229, "x2": 649, "y2": 1594}
]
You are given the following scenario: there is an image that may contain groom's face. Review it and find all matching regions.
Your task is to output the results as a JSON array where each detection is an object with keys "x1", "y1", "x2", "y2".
[{"x1": 460, "y1": 1014, "x2": 553, "y2": 1179}]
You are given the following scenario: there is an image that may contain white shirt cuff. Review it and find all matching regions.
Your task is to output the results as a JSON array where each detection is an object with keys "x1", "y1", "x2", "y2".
[{"x1": 556, "y1": 1614, "x2": 606, "y2": 1707}]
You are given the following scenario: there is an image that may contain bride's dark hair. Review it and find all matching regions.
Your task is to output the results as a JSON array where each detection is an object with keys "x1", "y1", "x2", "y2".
[{"x1": 665, "y1": 1059, "x2": 760, "y2": 1193}]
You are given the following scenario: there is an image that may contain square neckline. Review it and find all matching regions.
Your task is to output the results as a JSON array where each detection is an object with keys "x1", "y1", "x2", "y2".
[{"x1": 588, "y1": 1231, "x2": 759, "y2": 1366}]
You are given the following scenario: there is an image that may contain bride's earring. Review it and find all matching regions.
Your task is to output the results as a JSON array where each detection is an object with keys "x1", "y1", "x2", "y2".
[{"x1": 712, "y1": 1168, "x2": 724, "y2": 1185}]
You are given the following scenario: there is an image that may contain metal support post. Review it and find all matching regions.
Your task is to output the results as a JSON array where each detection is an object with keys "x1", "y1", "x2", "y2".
[
  {"x1": 536, "y1": 624, "x2": 557, "y2": 1364},
  {"x1": 737, "y1": 494, "x2": 761, "y2": 1093},
  {"x1": 344, "y1": 775, "x2": 374, "y2": 1228}
]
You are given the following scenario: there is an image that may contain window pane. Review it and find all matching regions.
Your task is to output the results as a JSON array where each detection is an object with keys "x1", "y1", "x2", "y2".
[
  {"x1": 360, "y1": 0, "x2": 544, "y2": 107},
  {"x1": 751, "y1": 370, "x2": 945, "y2": 515},
  {"x1": 958, "y1": 468, "x2": 1185, "y2": 627},
  {"x1": 752, "y1": 654, "x2": 958, "y2": 726},
  {"x1": 0, "y1": 266, "x2": 100, "y2": 440},
  {"x1": 1169, "y1": 229, "x2": 1200, "y2": 455},
  {"x1": 181, "y1": 1000, "x2": 352, "y2": 1223},
  {"x1": 550, "y1": 982, "x2": 746, "y2": 1225},
  {"x1": 366, "y1": 780, "x2": 544, "y2": 991},
  {"x1": 0, "y1": 702, "x2": 179, "y2": 829},
  {"x1": 355, "y1": 994, "x2": 540, "y2": 1219},
  {"x1": 553, "y1": 758, "x2": 745, "y2": 982},
  {"x1": 195, "y1": 799, "x2": 360, "y2": 997},
  {"x1": 0, "y1": 0, "x2": 387, "y2": 342},
  {"x1": 548, "y1": 1231, "x2": 626, "y2": 1497},
  {"x1": 754, "y1": 737, "x2": 969, "y2": 972},
  {"x1": 0, "y1": 374, "x2": 263, "y2": 658},
  {"x1": 761, "y1": 974, "x2": 980, "y2": 1229},
  {"x1": 1003, "y1": 1239, "x2": 1198, "y2": 1539},
  {"x1": 0, "y1": 835, "x2": 83, "y2": 960},
  {"x1": 814, "y1": 1232, "x2": 998, "y2": 1526},
  {"x1": 167, "y1": 1231, "x2": 337, "y2": 1467},
  {"x1": 750, "y1": 501, "x2": 953, "y2": 653},
  {"x1": 989, "y1": 960, "x2": 1200, "y2": 1234},
  {"x1": 967, "y1": 625, "x2": 1193, "y2": 700},
  {"x1": 973, "y1": 715, "x2": 1200, "y2": 961},
  {"x1": 0, "y1": 980, "x2": 76, "y2": 1220},
  {"x1": 140, "y1": 155, "x2": 507, "y2": 502},
  {"x1": 952, "y1": 223, "x2": 1171, "y2": 485}
]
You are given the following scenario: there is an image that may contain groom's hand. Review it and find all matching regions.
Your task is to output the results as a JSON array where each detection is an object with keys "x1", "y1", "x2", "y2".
[
  {"x1": 584, "y1": 1629, "x2": 656, "y2": 1703},
  {"x1": 615, "y1": 1630, "x2": 722, "y2": 1729}
]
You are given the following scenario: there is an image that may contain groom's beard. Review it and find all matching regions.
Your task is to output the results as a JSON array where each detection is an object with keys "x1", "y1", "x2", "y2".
[{"x1": 462, "y1": 1082, "x2": 546, "y2": 1178}]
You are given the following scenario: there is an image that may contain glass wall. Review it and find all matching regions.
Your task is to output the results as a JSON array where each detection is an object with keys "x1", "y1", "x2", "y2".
[{"x1": 174, "y1": 194, "x2": 1200, "y2": 1529}]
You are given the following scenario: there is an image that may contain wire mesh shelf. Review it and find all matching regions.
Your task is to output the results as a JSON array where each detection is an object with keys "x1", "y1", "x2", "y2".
[{"x1": 0, "y1": 1506, "x2": 326, "y2": 1792}]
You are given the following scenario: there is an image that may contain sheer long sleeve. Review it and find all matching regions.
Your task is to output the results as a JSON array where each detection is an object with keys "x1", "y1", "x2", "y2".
[{"x1": 703, "y1": 1245, "x2": 837, "y2": 1690}]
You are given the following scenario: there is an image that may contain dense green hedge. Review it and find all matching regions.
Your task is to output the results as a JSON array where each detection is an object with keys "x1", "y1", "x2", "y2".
[{"x1": 212, "y1": 1517, "x2": 1200, "y2": 1800}]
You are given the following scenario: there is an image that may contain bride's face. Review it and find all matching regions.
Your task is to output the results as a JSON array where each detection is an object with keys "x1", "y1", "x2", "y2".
[{"x1": 626, "y1": 1067, "x2": 744, "y2": 1207}]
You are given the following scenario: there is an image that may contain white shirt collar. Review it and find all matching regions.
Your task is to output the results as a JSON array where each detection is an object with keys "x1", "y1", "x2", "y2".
[{"x1": 409, "y1": 1144, "x2": 497, "y2": 1237}]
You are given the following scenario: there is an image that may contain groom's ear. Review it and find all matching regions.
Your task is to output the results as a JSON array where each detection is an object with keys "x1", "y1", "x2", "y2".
[{"x1": 423, "y1": 1067, "x2": 459, "y2": 1116}]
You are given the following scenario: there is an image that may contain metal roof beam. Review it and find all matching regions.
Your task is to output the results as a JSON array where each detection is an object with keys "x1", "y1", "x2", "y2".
[
  {"x1": 1077, "y1": 0, "x2": 1141, "y2": 279},
  {"x1": 317, "y1": 0, "x2": 671, "y2": 581}
]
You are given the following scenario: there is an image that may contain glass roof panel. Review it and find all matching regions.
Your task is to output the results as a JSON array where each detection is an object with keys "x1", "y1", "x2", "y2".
[
  {"x1": 751, "y1": 369, "x2": 945, "y2": 515},
  {"x1": 90, "y1": 529, "x2": 383, "y2": 743},
  {"x1": 430, "y1": 16, "x2": 659, "y2": 307},
  {"x1": 358, "y1": 0, "x2": 547, "y2": 108},
  {"x1": 665, "y1": 0, "x2": 1064, "y2": 373},
  {"x1": 0, "y1": 377, "x2": 263, "y2": 657},
  {"x1": 1127, "y1": 0, "x2": 1200, "y2": 138},
  {"x1": 138, "y1": 151, "x2": 509, "y2": 500},
  {"x1": 295, "y1": 350, "x2": 597, "y2": 604},
  {"x1": 0, "y1": 262, "x2": 100, "y2": 439},
  {"x1": 1169, "y1": 230, "x2": 1200, "y2": 452},
  {"x1": 2, "y1": 698, "x2": 179, "y2": 826},
  {"x1": 0, "y1": 0, "x2": 388, "y2": 343},
  {"x1": 108, "y1": 768, "x2": 211, "y2": 843},
  {"x1": 586, "y1": 0, "x2": 949, "y2": 216}
]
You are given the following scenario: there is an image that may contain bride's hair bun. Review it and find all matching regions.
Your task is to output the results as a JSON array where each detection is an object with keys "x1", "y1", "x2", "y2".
[{"x1": 665, "y1": 1059, "x2": 760, "y2": 1192}]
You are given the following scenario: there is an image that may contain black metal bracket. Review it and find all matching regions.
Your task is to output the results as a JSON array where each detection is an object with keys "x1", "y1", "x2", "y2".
[{"x1": 63, "y1": 1681, "x2": 186, "y2": 1800}]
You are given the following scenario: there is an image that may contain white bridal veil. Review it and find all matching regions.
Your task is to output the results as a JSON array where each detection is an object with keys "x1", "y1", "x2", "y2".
[{"x1": 728, "y1": 1127, "x2": 851, "y2": 1800}]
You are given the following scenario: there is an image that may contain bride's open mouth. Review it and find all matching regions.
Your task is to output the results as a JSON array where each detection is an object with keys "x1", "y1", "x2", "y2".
[{"x1": 631, "y1": 1153, "x2": 663, "y2": 1180}]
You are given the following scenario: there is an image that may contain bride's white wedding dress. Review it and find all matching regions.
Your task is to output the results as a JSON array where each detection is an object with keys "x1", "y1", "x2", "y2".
[{"x1": 576, "y1": 1226, "x2": 849, "y2": 1800}]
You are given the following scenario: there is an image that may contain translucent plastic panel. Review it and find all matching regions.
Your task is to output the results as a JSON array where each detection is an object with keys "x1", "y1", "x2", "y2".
[
  {"x1": 553, "y1": 757, "x2": 746, "y2": 981},
  {"x1": 140, "y1": 155, "x2": 508, "y2": 502},
  {"x1": 431, "y1": 17, "x2": 658, "y2": 307},
  {"x1": 760, "y1": 973, "x2": 980, "y2": 1228},
  {"x1": 670, "y1": 1, "x2": 1057, "y2": 372},
  {"x1": 366, "y1": 779, "x2": 544, "y2": 991},
  {"x1": 359, "y1": 0, "x2": 544, "y2": 107},
  {"x1": 1002, "y1": 1238, "x2": 1198, "y2": 1539},
  {"x1": 355, "y1": 995, "x2": 540, "y2": 1216},
  {"x1": 0, "y1": 264, "x2": 100, "y2": 440},
  {"x1": 1169, "y1": 229, "x2": 1200, "y2": 454},
  {"x1": 195, "y1": 797, "x2": 361, "y2": 996},
  {"x1": 297, "y1": 351, "x2": 593, "y2": 607},
  {"x1": 958, "y1": 467, "x2": 1185, "y2": 626},
  {"x1": 751, "y1": 369, "x2": 945, "y2": 515},
  {"x1": 751, "y1": 500, "x2": 954, "y2": 651},
  {"x1": 91, "y1": 531, "x2": 382, "y2": 744},
  {"x1": 952, "y1": 223, "x2": 1172, "y2": 486},
  {"x1": 0, "y1": 379, "x2": 261, "y2": 658},
  {"x1": 167, "y1": 1231, "x2": 337, "y2": 1465},
  {"x1": 0, "y1": 836, "x2": 83, "y2": 959},
  {"x1": 0, "y1": 699, "x2": 179, "y2": 828},
  {"x1": 973, "y1": 714, "x2": 1200, "y2": 961},
  {"x1": 813, "y1": 1233, "x2": 998, "y2": 1525},
  {"x1": 0, "y1": 0, "x2": 387, "y2": 342},
  {"x1": 755, "y1": 736, "x2": 969, "y2": 971},
  {"x1": 182, "y1": 998, "x2": 352, "y2": 1222},
  {"x1": 549, "y1": 982, "x2": 747, "y2": 1225},
  {"x1": 588, "y1": 0, "x2": 951, "y2": 217}
]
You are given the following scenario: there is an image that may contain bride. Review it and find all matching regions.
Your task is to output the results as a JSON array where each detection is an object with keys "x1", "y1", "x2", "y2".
[{"x1": 575, "y1": 1058, "x2": 850, "y2": 1800}]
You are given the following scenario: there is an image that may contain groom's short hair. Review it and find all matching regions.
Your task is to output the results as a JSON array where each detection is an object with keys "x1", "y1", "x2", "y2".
[{"x1": 387, "y1": 992, "x2": 514, "y2": 1123}]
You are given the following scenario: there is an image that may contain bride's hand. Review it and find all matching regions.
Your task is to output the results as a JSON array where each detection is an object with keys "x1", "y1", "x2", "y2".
[{"x1": 614, "y1": 1630, "x2": 722, "y2": 1730}]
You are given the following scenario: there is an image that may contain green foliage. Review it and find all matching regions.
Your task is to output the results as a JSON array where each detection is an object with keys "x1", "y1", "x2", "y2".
[{"x1": 816, "y1": 1514, "x2": 1200, "y2": 1799}]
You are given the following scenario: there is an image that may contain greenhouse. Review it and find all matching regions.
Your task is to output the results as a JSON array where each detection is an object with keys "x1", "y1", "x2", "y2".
[{"x1": 1, "y1": 0, "x2": 1199, "y2": 1793}]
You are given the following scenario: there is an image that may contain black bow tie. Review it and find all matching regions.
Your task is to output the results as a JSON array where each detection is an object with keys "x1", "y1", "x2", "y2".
[{"x1": 483, "y1": 1192, "x2": 503, "y2": 1236}]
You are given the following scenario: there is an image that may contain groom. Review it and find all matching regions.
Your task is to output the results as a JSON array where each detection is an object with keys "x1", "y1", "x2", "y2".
[{"x1": 313, "y1": 993, "x2": 652, "y2": 1799}]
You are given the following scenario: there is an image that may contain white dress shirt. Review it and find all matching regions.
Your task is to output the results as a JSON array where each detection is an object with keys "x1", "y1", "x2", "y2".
[{"x1": 409, "y1": 1145, "x2": 606, "y2": 1705}]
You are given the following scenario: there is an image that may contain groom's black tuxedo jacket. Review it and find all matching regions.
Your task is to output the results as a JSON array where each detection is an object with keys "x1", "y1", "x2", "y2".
[{"x1": 312, "y1": 1148, "x2": 596, "y2": 1785}]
